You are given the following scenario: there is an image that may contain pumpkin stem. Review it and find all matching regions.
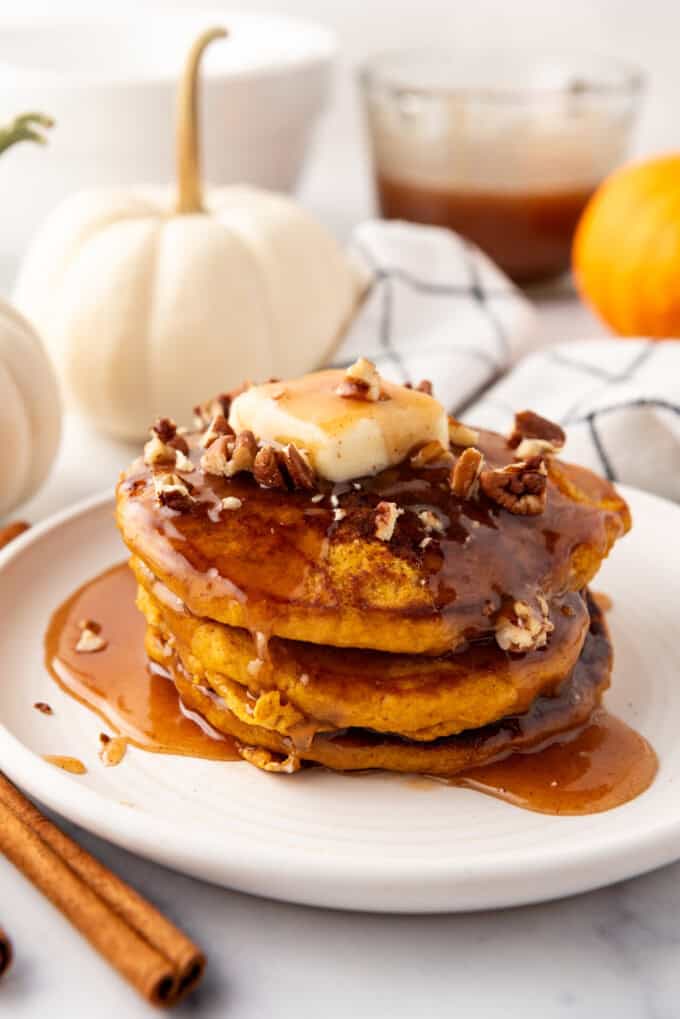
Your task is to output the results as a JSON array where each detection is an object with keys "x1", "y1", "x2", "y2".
[
  {"x1": 175, "y1": 27, "x2": 228, "y2": 214},
  {"x1": 0, "y1": 112, "x2": 54, "y2": 157}
]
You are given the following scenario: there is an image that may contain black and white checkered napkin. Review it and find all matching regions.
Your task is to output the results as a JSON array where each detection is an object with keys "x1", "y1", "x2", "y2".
[
  {"x1": 332, "y1": 219, "x2": 536, "y2": 410},
  {"x1": 330, "y1": 220, "x2": 680, "y2": 503},
  {"x1": 468, "y1": 339, "x2": 680, "y2": 502}
]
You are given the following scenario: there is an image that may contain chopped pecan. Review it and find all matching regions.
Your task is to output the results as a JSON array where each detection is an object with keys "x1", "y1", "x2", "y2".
[
  {"x1": 280, "y1": 444, "x2": 316, "y2": 490},
  {"x1": 172, "y1": 447, "x2": 194, "y2": 473},
  {"x1": 495, "y1": 598, "x2": 554, "y2": 653},
  {"x1": 229, "y1": 430, "x2": 258, "y2": 475},
  {"x1": 508, "y1": 410, "x2": 565, "y2": 456},
  {"x1": 145, "y1": 417, "x2": 191, "y2": 466},
  {"x1": 405, "y1": 379, "x2": 433, "y2": 395},
  {"x1": 202, "y1": 430, "x2": 258, "y2": 478},
  {"x1": 151, "y1": 417, "x2": 177, "y2": 444},
  {"x1": 253, "y1": 446, "x2": 287, "y2": 489},
  {"x1": 200, "y1": 434, "x2": 233, "y2": 476},
  {"x1": 450, "y1": 447, "x2": 485, "y2": 499},
  {"x1": 34, "y1": 701, "x2": 53, "y2": 715},
  {"x1": 143, "y1": 432, "x2": 176, "y2": 467},
  {"x1": 200, "y1": 412, "x2": 234, "y2": 449},
  {"x1": 449, "y1": 418, "x2": 480, "y2": 448},
  {"x1": 75, "y1": 619, "x2": 107, "y2": 654},
  {"x1": 410, "y1": 440, "x2": 453, "y2": 468},
  {"x1": 374, "y1": 500, "x2": 404, "y2": 541},
  {"x1": 153, "y1": 472, "x2": 194, "y2": 511},
  {"x1": 418, "y1": 509, "x2": 445, "y2": 533},
  {"x1": 479, "y1": 456, "x2": 547, "y2": 515},
  {"x1": 336, "y1": 357, "x2": 382, "y2": 401},
  {"x1": 168, "y1": 433, "x2": 189, "y2": 455},
  {"x1": 193, "y1": 384, "x2": 249, "y2": 429}
]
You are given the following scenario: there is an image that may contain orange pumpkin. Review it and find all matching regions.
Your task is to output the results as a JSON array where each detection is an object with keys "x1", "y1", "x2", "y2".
[{"x1": 573, "y1": 154, "x2": 680, "y2": 338}]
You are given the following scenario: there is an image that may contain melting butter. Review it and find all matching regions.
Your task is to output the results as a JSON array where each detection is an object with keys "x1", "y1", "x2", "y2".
[{"x1": 229, "y1": 370, "x2": 449, "y2": 482}]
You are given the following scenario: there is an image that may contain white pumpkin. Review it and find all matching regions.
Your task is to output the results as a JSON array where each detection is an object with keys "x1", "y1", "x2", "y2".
[
  {"x1": 14, "y1": 28, "x2": 366, "y2": 441},
  {"x1": 0, "y1": 300, "x2": 61, "y2": 515}
]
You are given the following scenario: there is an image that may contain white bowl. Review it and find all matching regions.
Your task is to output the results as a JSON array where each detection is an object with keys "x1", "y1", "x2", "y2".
[{"x1": 0, "y1": 12, "x2": 336, "y2": 262}]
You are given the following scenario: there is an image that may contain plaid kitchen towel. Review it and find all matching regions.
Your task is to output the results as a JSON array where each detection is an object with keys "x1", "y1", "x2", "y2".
[
  {"x1": 333, "y1": 219, "x2": 536, "y2": 410},
  {"x1": 333, "y1": 219, "x2": 680, "y2": 502},
  {"x1": 467, "y1": 339, "x2": 680, "y2": 503}
]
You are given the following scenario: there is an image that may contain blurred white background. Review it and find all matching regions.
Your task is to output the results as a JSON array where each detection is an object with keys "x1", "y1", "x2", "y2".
[{"x1": 7, "y1": 0, "x2": 678, "y2": 237}]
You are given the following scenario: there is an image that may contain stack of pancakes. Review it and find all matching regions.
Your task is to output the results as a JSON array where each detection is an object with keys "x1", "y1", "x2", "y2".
[{"x1": 116, "y1": 394, "x2": 630, "y2": 776}]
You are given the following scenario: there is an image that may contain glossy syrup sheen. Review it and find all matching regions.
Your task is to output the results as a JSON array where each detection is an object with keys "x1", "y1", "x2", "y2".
[
  {"x1": 44, "y1": 563, "x2": 657, "y2": 815},
  {"x1": 116, "y1": 428, "x2": 630, "y2": 654},
  {"x1": 45, "y1": 562, "x2": 239, "y2": 761}
]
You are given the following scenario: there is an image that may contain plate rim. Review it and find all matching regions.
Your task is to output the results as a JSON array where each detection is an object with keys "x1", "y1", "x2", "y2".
[{"x1": 1, "y1": 483, "x2": 680, "y2": 912}]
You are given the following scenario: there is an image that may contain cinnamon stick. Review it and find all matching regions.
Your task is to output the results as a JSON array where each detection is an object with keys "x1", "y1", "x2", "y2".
[
  {"x1": 0, "y1": 774, "x2": 205, "y2": 1006},
  {"x1": 0, "y1": 926, "x2": 12, "y2": 978},
  {"x1": 0, "y1": 520, "x2": 29, "y2": 551}
]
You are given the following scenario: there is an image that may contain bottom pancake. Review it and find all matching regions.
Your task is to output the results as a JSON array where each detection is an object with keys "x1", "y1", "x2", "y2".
[{"x1": 146, "y1": 595, "x2": 612, "y2": 775}]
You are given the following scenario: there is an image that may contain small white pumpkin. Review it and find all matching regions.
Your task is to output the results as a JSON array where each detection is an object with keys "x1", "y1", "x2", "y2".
[
  {"x1": 0, "y1": 115, "x2": 61, "y2": 516},
  {"x1": 0, "y1": 300, "x2": 61, "y2": 515},
  {"x1": 14, "y1": 28, "x2": 366, "y2": 441}
]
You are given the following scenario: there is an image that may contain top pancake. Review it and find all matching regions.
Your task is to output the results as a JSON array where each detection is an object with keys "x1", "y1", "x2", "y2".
[{"x1": 116, "y1": 427, "x2": 630, "y2": 655}]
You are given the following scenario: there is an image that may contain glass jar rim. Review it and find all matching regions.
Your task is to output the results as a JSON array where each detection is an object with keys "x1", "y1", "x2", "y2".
[{"x1": 359, "y1": 47, "x2": 645, "y2": 104}]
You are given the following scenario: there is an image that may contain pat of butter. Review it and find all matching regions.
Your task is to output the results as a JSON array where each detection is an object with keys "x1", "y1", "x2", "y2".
[{"x1": 229, "y1": 370, "x2": 449, "y2": 483}]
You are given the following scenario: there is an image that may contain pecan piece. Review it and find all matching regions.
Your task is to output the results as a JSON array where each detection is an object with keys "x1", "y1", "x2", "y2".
[
  {"x1": 200, "y1": 434, "x2": 233, "y2": 476},
  {"x1": 153, "y1": 472, "x2": 194, "y2": 511},
  {"x1": 143, "y1": 432, "x2": 176, "y2": 467},
  {"x1": 201, "y1": 412, "x2": 234, "y2": 449},
  {"x1": 193, "y1": 385, "x2": 248, "y2": 429},
  {"x1": 418, "y1": 509, "x2": 445, "y2": 533},
  {"x1": 410, "y1": 440, "x2": 453, "y2": 468},
  {"x1": 336, "y1": 357, "x2": 382, "y2": 401},
  {"x1": 151, "y1": 417, "x2": 177, "y2": 444},
  {"x1": 374, "y1": 500, "x2": 404, "y2": 541},
  {"x1": 450, "y1": 447, "x2": 484, "y2": 499},
  {"x1": 168, "y1": 433, "x2": 190, "y2": 455},
  {"x1": 495, "y1": 598, "x2": 554, "y2": 653},
  {"x1": 229, "y1": 430, "x2": 257, "y2": 475},
  {"x1": 280, "y1": 444, "x2": 316, "y2": 490},
  {"x1": 253, "y1": 446, "x2": 287, "y2": 489},
  {"x1": 479, "y1": 456, "x2": 547, "y2": 515},
  {"x1": 508, "y1": 410, "x2": 565, "y2": 457},
  {"x1": 75, "y1": 619, "x2": 108, "y2": 654},
  {"x1": 405, "y1": 379, "x2": 433, "y2": 395}
]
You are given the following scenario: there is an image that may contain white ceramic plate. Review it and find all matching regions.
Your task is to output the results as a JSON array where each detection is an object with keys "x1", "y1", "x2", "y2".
[{"x1": 0, "y1": 486, "x2": 678, "y2": 913}]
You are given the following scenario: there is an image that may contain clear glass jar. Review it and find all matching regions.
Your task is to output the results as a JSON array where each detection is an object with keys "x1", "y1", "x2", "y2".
[{"x1": 360, "y1": 49, "x2": 644, "y2": 285}]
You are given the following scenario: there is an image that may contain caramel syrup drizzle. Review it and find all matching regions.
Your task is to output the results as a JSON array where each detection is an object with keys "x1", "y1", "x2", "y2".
[{"x1": 44, "y1": 563, "x2": 657, "y2": 815}]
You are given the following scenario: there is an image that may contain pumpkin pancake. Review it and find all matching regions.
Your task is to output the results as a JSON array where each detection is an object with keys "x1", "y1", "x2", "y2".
[
  {"x1": 145, "y1": 593, "x2": 612, "y2": 775},
  {"x1": 134, "y1": 564, "x2": 591, "y2": 740},
  {"x1": 116, "y1": 428, "x2": 630, "y2": 655}
]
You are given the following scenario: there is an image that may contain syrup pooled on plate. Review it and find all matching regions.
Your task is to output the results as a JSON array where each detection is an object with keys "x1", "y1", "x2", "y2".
[
  {"x1": 45, "y1": 563, "x2": 239, "y2": 762},
  {"x1": 44, "y1": 562, "x2": 657, "y2": 815},
  {"x1": 448, "y1": 711, "x2": 657, "y2": 815}
]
